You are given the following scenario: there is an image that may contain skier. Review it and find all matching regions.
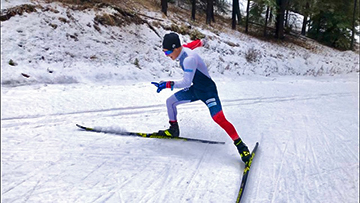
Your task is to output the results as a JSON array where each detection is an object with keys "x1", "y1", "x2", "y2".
[{"x1": 151, "y1": 32, "x2": 251, "y2": 163}]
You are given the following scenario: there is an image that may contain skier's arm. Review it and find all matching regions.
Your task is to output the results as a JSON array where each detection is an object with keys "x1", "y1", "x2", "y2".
[
  {"x1": 183, "y1": 39, "x2": 202, "y2": 50},
  {"x1": 173, "y1": 57, "x2": 196, "y2": 88},
  {"x1": 151, "y1": 57, "x2": 196, "y2": 92}
]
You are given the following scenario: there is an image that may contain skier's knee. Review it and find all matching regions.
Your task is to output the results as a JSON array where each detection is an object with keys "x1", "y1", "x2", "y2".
[{"x1": 166, "y1": 95, "x2": 177, "y2": 106}]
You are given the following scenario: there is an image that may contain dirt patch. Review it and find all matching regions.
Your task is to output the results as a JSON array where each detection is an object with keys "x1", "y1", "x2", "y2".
[
  {"x1": 43, "y1": 0, "x2": 144, "y2": 26},
  {"x1": 93, "y1": 3, "x2": 143, "y2": 27},
  {"x1": 1, "y1": 1, "x2": 205, "y2": 40},
  {"x1": 0, "y1": 4, "x2": 41, "y2": 21}
]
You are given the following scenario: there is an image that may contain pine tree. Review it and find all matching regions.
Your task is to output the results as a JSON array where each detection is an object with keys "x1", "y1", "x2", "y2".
[{"x1": 308, "y1": 0, "x2": 359, "y2": 49}]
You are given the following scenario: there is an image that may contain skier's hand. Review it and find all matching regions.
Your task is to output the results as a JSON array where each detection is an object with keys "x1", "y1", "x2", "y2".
[
  {"x1": 151, "y1": 82, "x2": 164, "y2": 93},
  {"x1": 151, "y1": 81, "x2": 174, "y2": 93}
]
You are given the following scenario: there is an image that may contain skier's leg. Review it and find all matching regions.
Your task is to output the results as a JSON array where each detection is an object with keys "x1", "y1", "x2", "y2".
[
  {"x1": 159, "y1": 88, "x2": 198, "y2": 137},
  {"x1": 204, "y1": 96, "x2": 240, "y2": 140},
  {"x1": 212, "y1": 110, "x2": 240, "y2": 141},
  {"x1": 166, "y1": 94, "x2": 191, "y2": 122},
  {"x1": 204, "y1": 95, "x2": 251, "y2": 163}
]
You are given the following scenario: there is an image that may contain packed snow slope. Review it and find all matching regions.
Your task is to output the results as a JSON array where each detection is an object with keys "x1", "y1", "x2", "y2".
[{"x1": 1, "y1": 1, "x2": 359, "y2": 203}]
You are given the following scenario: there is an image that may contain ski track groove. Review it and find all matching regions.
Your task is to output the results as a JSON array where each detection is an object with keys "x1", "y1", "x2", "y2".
[
  {"x1": 91, "y1": 192, "x2": 115, "y2": 203},
  {"x1": 116, "y1": 180, "x2": 125, "y2": 203},
  {"x1": 153, "y1": 165, "x2": 172, "y2": 202},
  {"x1": 314, "y1": 118, "x2": 354, "y2": 201},
  {"x1": 253, "y1": 134, "x2": 264, "y2": 202},
  {"x1": 318, "y1": 118, "x2": 357, "y2": 162},
  {"x1": 309, "y1": 116, "x2": 330, "y2": 201},
  {"x1": 2, "y1": 161, "x2": 56, "y2": 195},
  {"x1": 181, "y1": 144, "x2": 209, "y2": 201},
  {"x1": 309, "y1": 113, "x2": 344, "y2": 202},
  {"x1": 270, "y1": 134, "x2": 291, "y2": 203},
  {"x1": 116, "y1": 158, "x2": 153, "y2": 191},
  {"x1": 23, "y1": 179, "x2": 41, "y2": 203},
  {"x1": 305, "y1": 114, "x2": 323, "y2": 202},
  {"x1": 81, "y1": 161, "x2": 107, "y2": 182},
  {"x1": 1, "y1": 92, "x2": 355, "y2": 128},
  {"x1": 303, "y1": 115, "x2": 313, "y2": 202},
  {"x1": 139, "y1": 163, "x2": 172, "y2": 203}
]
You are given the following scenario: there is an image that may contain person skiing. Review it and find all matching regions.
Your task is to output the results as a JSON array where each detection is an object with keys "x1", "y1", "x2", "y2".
[{"x1": 151, "y1": 32, "x2": 251, "y2": 163}]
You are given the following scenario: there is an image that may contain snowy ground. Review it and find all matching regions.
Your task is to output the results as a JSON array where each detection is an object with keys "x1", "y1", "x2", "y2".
[
  {"x1": 1, "y1": 75, "x2": 359, "y2": 203},
  {"x1": 1, "y1": 0, "x2": 359, "y2": 203}
]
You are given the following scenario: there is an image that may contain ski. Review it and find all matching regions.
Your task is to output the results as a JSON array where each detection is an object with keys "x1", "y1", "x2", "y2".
[
  {"x1": 236, "y1": 142, "x2": 259, "y2": 203},
  {"x1": 76, "y1": 124, "x2": 225, "y2": 145}
]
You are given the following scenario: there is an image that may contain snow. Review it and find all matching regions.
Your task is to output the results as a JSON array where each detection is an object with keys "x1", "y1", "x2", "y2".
[{"x1": 1, "y1": 0, "x2": 359, "y2": 203}]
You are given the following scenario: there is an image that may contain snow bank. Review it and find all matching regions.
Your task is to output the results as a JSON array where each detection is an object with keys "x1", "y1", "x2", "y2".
[{"x1": 1, "y1": 0, "x2": 359, "y2": 86}]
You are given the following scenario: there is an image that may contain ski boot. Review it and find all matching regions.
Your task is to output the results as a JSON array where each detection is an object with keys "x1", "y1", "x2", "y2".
[
  {"x1": 158, "y1": 121, "x2": 180, "y2": 137},
  {"x1": 234, "y1": 138, "x2": 251, "y2": 164}
]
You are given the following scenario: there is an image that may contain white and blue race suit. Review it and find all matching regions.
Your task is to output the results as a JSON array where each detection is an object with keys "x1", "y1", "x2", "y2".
[
  {"x1": 166, "y1": 47, "x2": 221, "y2": 119},
  {"x1": 166, "y1": 47, "x2": 239, "y2": 140}
]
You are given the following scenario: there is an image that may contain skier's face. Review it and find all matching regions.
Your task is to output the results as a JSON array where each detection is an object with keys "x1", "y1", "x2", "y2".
[{"x1": 163, "y1": 47, "x2": 181, "y2": 60}]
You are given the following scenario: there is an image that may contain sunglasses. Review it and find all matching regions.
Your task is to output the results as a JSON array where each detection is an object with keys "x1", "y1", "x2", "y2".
[{"x1": 164, "y1": 50, "x2": 173, "y2": 56}]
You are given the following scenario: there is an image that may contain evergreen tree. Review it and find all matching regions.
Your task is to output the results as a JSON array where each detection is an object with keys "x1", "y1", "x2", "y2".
[{"x1": 308, "y1": 0, "x2": 359, "y2": 49}]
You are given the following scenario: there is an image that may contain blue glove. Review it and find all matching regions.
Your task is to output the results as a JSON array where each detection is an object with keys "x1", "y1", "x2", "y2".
[{"x1": 151, "y1": 81, "x2": 174, "y2": 93}]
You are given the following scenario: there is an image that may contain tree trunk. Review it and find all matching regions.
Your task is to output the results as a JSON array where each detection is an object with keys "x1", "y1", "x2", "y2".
[
  {"x1": 275, "y1": 0, "x2": 286, "y2": 39},
  {"x1": 269, "y1": 7, "x2": 273, "y2": 25},
  {"x1": 161, "y1": 0, "x2": 167, "y2": 16},
  {"x1": 232, "y1": 0, "x2": 242, "y2": 29},
  {"x1": 232, "y1": 0, "x2": 238, "y2": 29},
  {"x1": 245, "y1": 0, "x2": 250, "y2": 33},
  {"x1": 236, "y1": 1, "x2": 241, "y2": 25},
  {"x1": 285, "y1": 9, "x2": 289, "y2": 29},
  {"x1": 301, "y1": 2, "x2": 309, "y2": 36},
  {"x1": 315, "y1": 12, "x2": 322, "y2": 40},
  {"x1": 350, "y1": 0, "x2": 357, "y2": 50},
  {"x1": 191, "y1": 0, "x2": 196, "y2": 21},
  {"x1": 206, "y1": 0, "x2": 213, "y2": 25},
  {"x1": 211, "y1": 1, "x2": 215, "y2": 23},
  {"x1": 264, "y1": 6, "x2": 270, "y2": 36},
  {"x1": 307, "y1": 14, "x2": 311, "y2": 32},
  {"x1": 301, "y1": 16, "x2": 307, "y2": 36}
]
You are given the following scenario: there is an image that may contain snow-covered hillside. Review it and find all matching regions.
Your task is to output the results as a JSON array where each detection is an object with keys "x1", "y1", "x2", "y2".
[
  {"x1": 1, "y1": 1, "x2": 359, "y2": 203},
  {"x1": 1, "y1": 0, "x2": 359, "y2": 86}
]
